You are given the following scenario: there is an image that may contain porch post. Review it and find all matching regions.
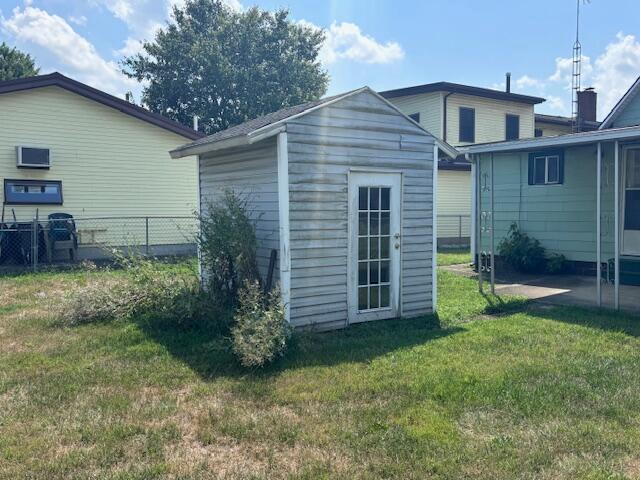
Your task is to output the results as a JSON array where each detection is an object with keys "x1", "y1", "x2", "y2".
[
  {"x1": 470, "y1": 158, "x2": 477, "y2": 265},
  {"x1": 477, "y1": 154, "x2": 483, "y2": 293},
  {"x1": 490, "y1": 153, "x2": 495, "y2": 294},
  {"x1": 596, "y1": 142, "x2": 602, "y2": 307},
  {"x1": 614, "y1": 141, "x2": 620, "y2": 309}
]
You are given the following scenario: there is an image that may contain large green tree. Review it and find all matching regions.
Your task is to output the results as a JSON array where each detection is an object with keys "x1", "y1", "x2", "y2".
[
  {"x1": 0, "y1": 43, "x2": 39, "y2": 81},
  {"x1": 122, "y1": 0, "x2": 328, "y2": 134}
]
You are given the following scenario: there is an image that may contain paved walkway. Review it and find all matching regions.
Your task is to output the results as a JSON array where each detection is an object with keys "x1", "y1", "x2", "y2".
[{"x1": 443, "y1": 264, "x2": 640, "y2": 313}]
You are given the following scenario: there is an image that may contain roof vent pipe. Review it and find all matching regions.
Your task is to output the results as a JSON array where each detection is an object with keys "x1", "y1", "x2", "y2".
[
  {"x1": 506, "y1": 72, "x2": 511, "y2": 93},
  {"x1": 193, "y1": 115, "x2": 199, "y2": 132}
]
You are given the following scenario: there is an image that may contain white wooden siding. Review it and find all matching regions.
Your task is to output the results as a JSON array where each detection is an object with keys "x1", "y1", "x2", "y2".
[
  {"x1": 535, "y1": 121, "x2": 572, "y2": 137},
  {"x1": 286, "y1": 91, "x2": 435, "y2": 328},
  {"x1": 438, "y1": 170, "x2": 471, "y2": 237},
  {"x1": 199, "y1": 140, "x2": 280, "y2": 281}
]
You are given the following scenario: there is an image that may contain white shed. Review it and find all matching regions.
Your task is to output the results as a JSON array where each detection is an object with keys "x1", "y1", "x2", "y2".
[{"x1": 171, "y1": 87, "x2": 457, "y2": 330}]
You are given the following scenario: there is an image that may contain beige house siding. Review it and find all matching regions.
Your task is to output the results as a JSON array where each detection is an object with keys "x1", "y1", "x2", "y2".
[
  {"x1": 0, "y1": 86, "x2": 198, "y2": 224},
  {"x1": 446, "y1": 94, "x2": 535, "y2": 147},
  {"x1": 437, "y1": 170, "x2": 471, "y2": 238},
  {"x1": 535, "y1": 121, "x2": 572, "y2": 137},
  {"x1": 386, "y1": 92, "x2": 442, "y2": 138}
]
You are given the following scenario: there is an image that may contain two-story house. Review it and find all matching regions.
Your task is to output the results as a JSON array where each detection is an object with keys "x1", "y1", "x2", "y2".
[{"x1": 380, "y1": 80, "x2": 545, "y2": 246}]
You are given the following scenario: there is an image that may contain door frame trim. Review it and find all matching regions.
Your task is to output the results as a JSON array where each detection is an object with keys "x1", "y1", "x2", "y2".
[{"x1": 347, "y1": 169, "x2": 403, "y2": 325}]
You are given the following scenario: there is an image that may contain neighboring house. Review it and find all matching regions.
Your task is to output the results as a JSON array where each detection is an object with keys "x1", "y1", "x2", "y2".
[
  {"x1": 0, "y1": 72, "x2": 201, "y2": 257},
  {"x1": 380, "y1": 80, "x2": 545, "y2": 246},
  {"x1": 171, "y1": 87, "x2": 458, "y2": 329},
  {"x1": 535, "y1": 89, "x2": 601, "y2": 137},
  {"x1": 463, "y1": 76, "x2": 640, "y2": 310}
]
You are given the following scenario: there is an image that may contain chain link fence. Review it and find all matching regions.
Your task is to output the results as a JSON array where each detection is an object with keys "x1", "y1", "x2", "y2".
[
  {"x1": 0, "y1": 216, "x2": 197, "y2": 271},
  {"x1": 438, "y1": 214, "x2": 471, "y2": 248}
]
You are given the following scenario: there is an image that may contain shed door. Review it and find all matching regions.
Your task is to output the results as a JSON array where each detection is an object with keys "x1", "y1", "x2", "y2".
[
  {"x1": 348, "y1": 172, "x2": 401, "y2": 324},
  {"x1": 623, "y1": 149, "x2": 640, "y2": 256}
]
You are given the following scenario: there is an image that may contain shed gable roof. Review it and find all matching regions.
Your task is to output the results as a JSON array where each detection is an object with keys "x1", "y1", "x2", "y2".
[
  {"x1": 0, "y1": 72, "x2": 203, "y2": 140},
  {"x1": 599, "y1": 76, "x2": 640, "y2": 130},
  {"x1": 171, "y1": 86, "x2": 458, "y2": 159}
]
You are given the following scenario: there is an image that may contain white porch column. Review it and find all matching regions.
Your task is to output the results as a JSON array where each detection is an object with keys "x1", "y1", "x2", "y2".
[
  {"x1": 615, "y1": 141, "x2": 620, "y2": 309},
  {"x1": 477, "y1": 154, "x2": 483, "y2": 293},
  {"x1": 470, "y1": 158, "x2": 477, "y2": 265},
  {"x1": 490, "y1": 153, "x2": 495, "y2": 294},
  {"x1": 596, "y1": 142, "x2": 602, "y2": 307}
]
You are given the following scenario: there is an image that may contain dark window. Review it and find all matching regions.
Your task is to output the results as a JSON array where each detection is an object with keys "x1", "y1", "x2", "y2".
[
  {"x1": 535, "y1": 128, "x2": 543, "y2": 137},
  {"x1": 506, "y1": 114, "x2": 520, "y2": 140},
  {"x1": 625, "y1": 191, "x2": 640, "y2": 230},
  {"x1": 408, "y1": 112, "x2": 420, "y2": 123},
  {"x1": 459, "y1": 107, "x2": 475, "y2": 143},
  {"x1": 17, "y1": 147, "x2": 50, "y2": 168},
  {"x1": 528, "y1": 151, "x2": 564, "y2": 185},
  {"x1": 4, "y1": 179, "x2": 63, "y2": 205}
]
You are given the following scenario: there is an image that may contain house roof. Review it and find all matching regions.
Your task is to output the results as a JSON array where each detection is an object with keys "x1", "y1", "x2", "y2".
[
  {"x1": 379, "y1": 81, "x2": 546, "y2": 105},
  {"x1": 599, "y1": 76, "x2": 640, "y2": 130},
  {"x1": 535, "y1": 113, "x2": 601, "y2": 130},
  {"x1": 171, "y1": 86, "x2": 459, "y2": 159},
  {"x1": 0, "y1": 72, "x2": 203, "y2": 140},
  {"x1": 459, "y1": 123, "x2": 640, "y2": 155}
]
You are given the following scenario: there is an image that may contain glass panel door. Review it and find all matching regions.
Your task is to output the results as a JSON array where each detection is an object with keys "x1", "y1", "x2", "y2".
[
  {"x1": 348, "y1": 172, "x2": 401, "y2": 323},
  {"x1": 357, "y1": 186, "x2": 391, "y2": 311}
]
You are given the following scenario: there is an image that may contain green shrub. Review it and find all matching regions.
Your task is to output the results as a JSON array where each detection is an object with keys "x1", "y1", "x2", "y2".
[
  {"x1": 198, "y1": 190, "x2": 260, "y2": 308},
  {"x1": 546, "y1": 253, "x2": 567, "y2": 274},
  {"x1": 231, "y1": 281, "x2": 291, "y2": 368},
  {"x1": 498, "y1": 223, "x2": 547, "y2": 274}
]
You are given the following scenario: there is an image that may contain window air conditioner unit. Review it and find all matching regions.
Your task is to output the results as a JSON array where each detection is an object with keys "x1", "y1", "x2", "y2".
[{"x1": 16, "y1": 146, "x2": 51, "y2": 168}]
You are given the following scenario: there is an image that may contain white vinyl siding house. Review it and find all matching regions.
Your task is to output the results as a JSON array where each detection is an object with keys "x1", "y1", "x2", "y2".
[
  {"x1": 0, "y1": 86, "x2": 198, "y2": 220},
  {"x1": 446, "y1": 94, "x2": 535, "y2": 146},
  {"x1": 381, "y1": 82, "x2": 543, "y2": 247},
  {"x1": 173, "y1": 87, "x2": 457, "y2": 330}
]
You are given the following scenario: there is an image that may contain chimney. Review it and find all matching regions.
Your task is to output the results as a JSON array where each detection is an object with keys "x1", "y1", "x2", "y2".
[
  {"x1": 506, "y1": 72, "x2": 511, "y2": 93},
  {"x1": 577, "y1": 88, "x2": 597, "y2": 125},
  {"x1": 193, "y1": 115, "x2": 199, "y2": 132}
]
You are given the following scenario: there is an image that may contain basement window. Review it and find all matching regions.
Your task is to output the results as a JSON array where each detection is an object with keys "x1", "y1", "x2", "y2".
[
  {"x1": 4, "y1": 179, "x2": 63, "y2": 205},
  {"x1": 528, "y1": 152, "x2": 564, "y2": 185}
]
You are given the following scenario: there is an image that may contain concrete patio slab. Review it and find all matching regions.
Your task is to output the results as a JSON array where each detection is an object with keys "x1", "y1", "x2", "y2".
[{"x1": 443, "y1": 263, "x2": 640, "y2": 314}]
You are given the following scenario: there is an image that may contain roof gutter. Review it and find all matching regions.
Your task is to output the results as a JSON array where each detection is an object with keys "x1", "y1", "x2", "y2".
[
  {"x1": 170, "y1": 125, "x2": 286, "y2": 159},
  {"x1": 460, "y1": 124, "x2": 640, "y2": 155}
]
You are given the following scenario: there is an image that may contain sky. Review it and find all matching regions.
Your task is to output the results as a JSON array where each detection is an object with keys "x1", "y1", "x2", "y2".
[{"x1": 1, "y1": 0, "x2": 640, "y2": 121}]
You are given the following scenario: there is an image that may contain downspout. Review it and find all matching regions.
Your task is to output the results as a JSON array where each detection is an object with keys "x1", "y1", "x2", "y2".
[{"x1": 442, "y1": 92, "x2": 454, "y2": 143}]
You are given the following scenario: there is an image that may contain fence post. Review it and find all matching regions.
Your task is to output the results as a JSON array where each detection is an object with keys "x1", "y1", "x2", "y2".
[
  {"x1": 145, "y1": 217, "x2": 150, "y2": 256},
  {"x1": 32, "y1": 217, "x2": 38, "y2": 272},
  {"x1": 458, "y1": 215, "x2": 462, "y2": 240}
]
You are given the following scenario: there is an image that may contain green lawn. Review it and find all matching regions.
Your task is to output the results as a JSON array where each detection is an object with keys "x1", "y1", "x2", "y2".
[
  {"x1": 438, "y1": 249, "x2": 471, "y2": 266},
  {"x1": 1, "y1": 263, "x2": 640, "y2": 479}
]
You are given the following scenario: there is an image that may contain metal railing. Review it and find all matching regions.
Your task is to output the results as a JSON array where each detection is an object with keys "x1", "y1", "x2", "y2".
[{"x1": 0, "y1": 215, "x2": 197, "y2": 271}]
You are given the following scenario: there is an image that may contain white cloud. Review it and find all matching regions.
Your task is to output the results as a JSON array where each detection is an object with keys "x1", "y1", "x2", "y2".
[
  {"x1": 300, "y1": 20, "x2": 404, "y2": 65},
  {"x1": 545, "y1": 95, "x2": 567, "y2": 112},
  {"x1": 1, "y1": 6, "x2": 136, "y2": 96},
  {"x1": 591, "y1": 32, "x2": 640, "y2": 117},
  {"x1": 548, "y1": 54, "x2": 593, "y2": 88},
  {"x1": 68, "y1": 14, "x2": 87, "y2": 26},
  {"x1": 515, "y1": 74, "x2": 543, "y2": 90},
  {"x1": 115, "y1": 36, "x2": 144, "y2": 57}
]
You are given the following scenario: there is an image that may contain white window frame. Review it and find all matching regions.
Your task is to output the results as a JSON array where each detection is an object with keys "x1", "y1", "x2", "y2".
[{"x1": 533, "y1": 155, "x2": 561, "y2": 185}]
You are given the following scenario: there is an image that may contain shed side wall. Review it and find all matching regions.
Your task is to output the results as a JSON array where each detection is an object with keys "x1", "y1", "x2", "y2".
[{"x1": 199, "y1": 139, "x2": 280, "y2": 282}]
